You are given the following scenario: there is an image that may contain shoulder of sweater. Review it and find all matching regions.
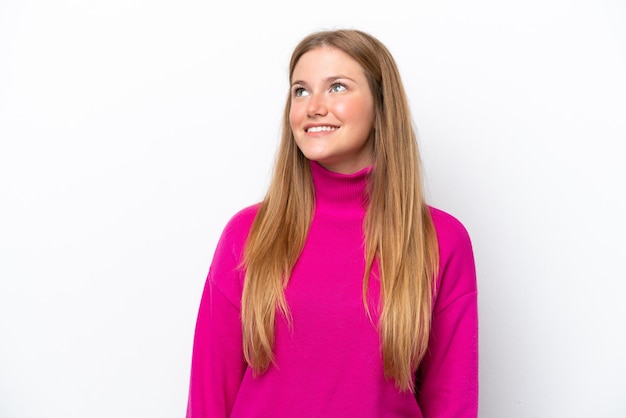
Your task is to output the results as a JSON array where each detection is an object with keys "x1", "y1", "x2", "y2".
[
  {"x1": 225, "y1": 202, "x2": 261, "y2": 229},
  {"x1": 428, "y1": 205, "x2": 476, "y2": 279},
  {"x1": 428, "y1": 205, "x2": 473, "y2": 252},
  {"x1": 428, "y1": 205, "x2": 477, "y2": 310},
  {"x1": 217, "y1": 203, "x2": 261, "y2": 248}
]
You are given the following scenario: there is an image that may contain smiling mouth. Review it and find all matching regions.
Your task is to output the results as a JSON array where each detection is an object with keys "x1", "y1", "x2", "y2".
[{"x1": 306, "y1": 126, "x2": 338, "y2": 133}]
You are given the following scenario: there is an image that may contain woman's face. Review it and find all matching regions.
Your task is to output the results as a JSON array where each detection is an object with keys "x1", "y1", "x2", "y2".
[{"x1": 289, "y1": 46, "x2": 375, "y2": 174}]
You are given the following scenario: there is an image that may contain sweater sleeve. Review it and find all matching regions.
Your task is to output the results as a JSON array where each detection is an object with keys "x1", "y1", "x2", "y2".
[
  {"x1": 186, "y1": 207, "x2": 258, "y2": 418},
  {"x1": 416, "y1": 208, "x2": 479, "y2": 418}
]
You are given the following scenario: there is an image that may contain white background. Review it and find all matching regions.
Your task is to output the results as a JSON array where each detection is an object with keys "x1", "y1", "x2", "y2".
[{"x1": 1, "y1": 0, "x2": 625, "y2": 417}]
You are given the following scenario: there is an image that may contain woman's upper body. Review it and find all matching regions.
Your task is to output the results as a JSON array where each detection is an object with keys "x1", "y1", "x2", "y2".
[
  {"x1": 187, "y1": 161, "x2": 477, "y2": 417},
  {"x1": 187, "y1": 28, "x2": 478, "y2": 417}
]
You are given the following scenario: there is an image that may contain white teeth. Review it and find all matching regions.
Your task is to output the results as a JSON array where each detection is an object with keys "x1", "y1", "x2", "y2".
[{"x1": 307, "y1": 126, "x2": 337, "y2": 133}]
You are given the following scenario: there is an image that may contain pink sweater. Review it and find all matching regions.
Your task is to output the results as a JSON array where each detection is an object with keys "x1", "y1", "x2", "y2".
[{"x1": 187, "y1": 162, "x2": 478, "y2": 417}]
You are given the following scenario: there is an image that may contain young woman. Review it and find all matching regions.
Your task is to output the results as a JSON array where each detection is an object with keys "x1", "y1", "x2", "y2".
[{"x1": 187, "y1": 29, "x2": 478, "y2": 417}]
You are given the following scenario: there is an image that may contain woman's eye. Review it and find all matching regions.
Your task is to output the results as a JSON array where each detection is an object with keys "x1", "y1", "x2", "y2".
[
  {"x1": 294, "y1": 87, "x2": 309, "y2": 97},
  {"x1": 330, "y1": 83, "x2": 346, "y2": 93}
]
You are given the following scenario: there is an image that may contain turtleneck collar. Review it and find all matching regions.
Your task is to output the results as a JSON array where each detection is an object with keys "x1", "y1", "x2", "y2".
[{"x1": 309, "y1": 160, "x2": 372, "y2": 216}]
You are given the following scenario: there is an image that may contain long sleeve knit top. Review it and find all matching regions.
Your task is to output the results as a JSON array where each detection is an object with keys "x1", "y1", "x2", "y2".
[{"x1": 187, "y1": 161, "x2": 478, "y2": 417}]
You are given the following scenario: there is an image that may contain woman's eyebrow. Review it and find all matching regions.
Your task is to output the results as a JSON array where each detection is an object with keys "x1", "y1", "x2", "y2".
[{"x1": 291, "y1": 75, "x2": 356, "y2": 87}]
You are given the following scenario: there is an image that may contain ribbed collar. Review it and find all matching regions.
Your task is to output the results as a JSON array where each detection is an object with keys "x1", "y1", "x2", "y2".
[{"x1": 310, "y1": 161, "x2": 372, "y2": 216}]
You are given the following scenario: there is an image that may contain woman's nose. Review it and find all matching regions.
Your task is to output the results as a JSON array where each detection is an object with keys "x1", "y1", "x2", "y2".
[{"x1": 307, "y1": 93, "x2": 328, "y2": 117}]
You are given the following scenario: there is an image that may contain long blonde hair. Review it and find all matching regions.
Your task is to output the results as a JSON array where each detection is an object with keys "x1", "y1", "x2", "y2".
[{"x1": 241, "y1": 29, "x2": 439, "y2": 392}]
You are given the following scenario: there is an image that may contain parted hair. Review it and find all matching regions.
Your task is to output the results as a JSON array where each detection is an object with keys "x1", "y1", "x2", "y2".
[{"x1": 241, "y1": 28, "x2": 439, "y2": 392}]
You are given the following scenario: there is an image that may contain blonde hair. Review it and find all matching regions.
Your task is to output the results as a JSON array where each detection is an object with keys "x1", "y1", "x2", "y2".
[{"x1": 241, "y1": 29, "x2": 439, "y2": 392}]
